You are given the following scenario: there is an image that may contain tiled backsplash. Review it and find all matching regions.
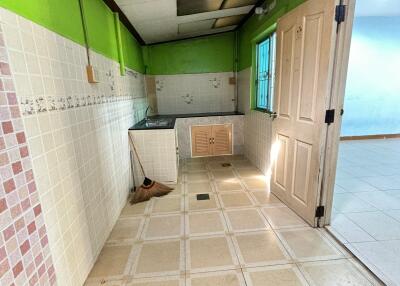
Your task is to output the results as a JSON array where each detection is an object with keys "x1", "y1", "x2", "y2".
[
  {"x1": 175, "y1": 116, "x2": 244, "y2": 158},
  {"x1": 0, "y1": 7, "x2": 148, "y2": 286},
  {"x1": 155, "y1": 72, "x2": 235, "y2": 114}
]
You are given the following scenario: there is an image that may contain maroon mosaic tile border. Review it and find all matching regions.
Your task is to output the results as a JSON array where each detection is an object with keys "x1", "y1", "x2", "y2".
[{"x1": 0, "y1": 27, "x2": 56, "y2": 285}]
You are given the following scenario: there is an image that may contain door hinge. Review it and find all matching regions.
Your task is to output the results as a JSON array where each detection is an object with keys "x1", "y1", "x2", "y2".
[
  {"x1": 335, "y1": 4, "x2": 346, "y2": 24},
  {"x1": 315, "y1": 206, "x2": 325, "y2": 218},
  {"x1": 325, "y1": 109, "x2": 335, "y2": 124}
]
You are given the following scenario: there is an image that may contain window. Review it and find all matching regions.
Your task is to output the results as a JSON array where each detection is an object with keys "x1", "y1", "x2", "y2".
[{"x1": 255, "y1": 32, "x2": 276, "y2": 111}]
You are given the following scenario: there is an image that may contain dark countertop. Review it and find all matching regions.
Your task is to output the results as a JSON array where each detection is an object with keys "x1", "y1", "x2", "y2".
[{"x1": 129, "y1": 111, "x2": 244, "y2": 130}]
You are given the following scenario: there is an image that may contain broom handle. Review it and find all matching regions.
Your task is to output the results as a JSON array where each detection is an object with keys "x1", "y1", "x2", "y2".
[{"x1": 128, "y1": 133, "x2": 146, "y2": 177}]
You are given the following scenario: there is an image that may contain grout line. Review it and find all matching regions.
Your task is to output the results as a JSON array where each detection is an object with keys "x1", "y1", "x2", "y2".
[
  {"x1": 341, "y1": 212, "x2": 386, "y2": 242},
  {"x1": 87, "y1": 154, "x2": 390, "y2": 284}
]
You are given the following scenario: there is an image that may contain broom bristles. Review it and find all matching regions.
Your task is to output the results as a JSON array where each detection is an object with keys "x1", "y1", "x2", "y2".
[{"x1": 130, "y1": 179, "x2": 173, "y2": 204}]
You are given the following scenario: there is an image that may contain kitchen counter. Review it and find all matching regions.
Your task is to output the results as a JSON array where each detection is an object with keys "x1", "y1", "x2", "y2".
[{"x1": 129, "y1": 111, "x2": 244, "y2": 130}]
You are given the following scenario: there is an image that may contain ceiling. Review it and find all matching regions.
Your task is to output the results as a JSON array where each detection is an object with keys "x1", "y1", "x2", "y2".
[
  {"x1": 355, "y1": 0, "x2": 400, "y2": 17},
  {"x1": 114, "y1": 0, "x2": 259, "y2": 44}
]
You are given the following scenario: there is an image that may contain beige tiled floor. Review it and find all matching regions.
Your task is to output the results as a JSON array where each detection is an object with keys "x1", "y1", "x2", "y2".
[
  {"x1": 329, "y1": 139, "x2": 400, "y2": 285},
  {"x1": 85, "y1": 155, "x2": 382, "y2": 286}
]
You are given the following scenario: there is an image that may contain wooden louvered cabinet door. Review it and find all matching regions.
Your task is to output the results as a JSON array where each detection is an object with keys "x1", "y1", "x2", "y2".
[
  {"x1": 211, "y1": 125, "x2": 232, "y2": 156},
  {"x1": 191, "y1": 124, "x2": 232, "y2": 157},
  {"x1": 191, "y1": 126, "x2": 212, "y2": 157}
]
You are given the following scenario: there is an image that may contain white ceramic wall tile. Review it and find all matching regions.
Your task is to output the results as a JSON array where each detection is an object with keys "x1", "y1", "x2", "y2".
[
  {"x1": 237, "y1": 68, "x2": 250, "y2": 114},
  {"x1": 243, "y1": 110, "x2": 272, "y2": 174},
  {"x1": 1, "y1": 7, "x2": 148, "y2": 286},
  {"x1": 129, "y1": 129, "x2": 178, "y2": 183},
  {"x1": 175, "y1": 116, "x2": 244, "y2": 158},
  {"x1": 155, "y1": 72, "x2": 235, "y2": 114},
  {"x1": 237, "y1": 68, "x2": 273, "y2": 175}
]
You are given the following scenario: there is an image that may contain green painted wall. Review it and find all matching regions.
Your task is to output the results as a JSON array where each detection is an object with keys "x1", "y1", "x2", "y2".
[
  {"x1": 0, "y1": 0, "x2": 85, "y2": 45},
  {"x1": 238, "y1": 0, "x2": 305, "y2": 71},
  {"x1": 237, "y1": 0, "x2": 305, "y2": 109},
  {"x1": 121, "y1": 24, "x2": 145, "y2": 73},
  {"x1": 0, "y1": 0, "x2": 144, "y2": 73},
  {"x1": 144, "y1": 32, "x2": 236, "y2": 75},
  {"x1": 82, "y1": 0, "x2": 119, "y2": 62},
  {"x1": 0, "y1": 0, "x2": 305, "y2": 75}
]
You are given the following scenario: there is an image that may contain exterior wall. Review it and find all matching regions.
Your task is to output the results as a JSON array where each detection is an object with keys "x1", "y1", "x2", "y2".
[
  {"x1": 176, "y1": 116, "x2": 244, "y2": 159},
  {"x1": 0, "y1": 8, "x2": 148, "y2": 286},
  {"x1": 341, "y1": 16, "x2": 400, "y2": 136},
  {"x1": 155, "y1": 72, "x2": 235, "y2": 114}
]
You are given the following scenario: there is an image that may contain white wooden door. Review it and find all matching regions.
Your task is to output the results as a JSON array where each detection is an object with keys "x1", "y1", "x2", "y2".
[{"x1": 271, "y1": 0, "x2": 339, "y2": 226}]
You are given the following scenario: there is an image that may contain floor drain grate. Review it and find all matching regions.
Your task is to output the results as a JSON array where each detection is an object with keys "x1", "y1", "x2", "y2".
[{"x1": 196, "y1": 194, "x2": 210, "y2": 200}]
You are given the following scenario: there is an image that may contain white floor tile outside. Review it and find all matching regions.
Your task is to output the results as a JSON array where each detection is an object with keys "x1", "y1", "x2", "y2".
[
  {"x1": 85, "y1": 155, "x2": 381, "y2": 286},
  {"x1": 329, "y1": 138, "x2": 400, "y2": 286}
]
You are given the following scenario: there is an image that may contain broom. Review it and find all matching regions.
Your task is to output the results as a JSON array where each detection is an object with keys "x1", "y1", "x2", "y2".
[{"x1": 128, "y1": 133, "x2": 173, "y2": 204}]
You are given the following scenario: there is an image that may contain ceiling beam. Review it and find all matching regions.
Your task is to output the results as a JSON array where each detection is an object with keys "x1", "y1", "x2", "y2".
[
  {"x1": 102, "y1": 0, "x2": 146, "y2": 45},
  {"x1": 106, "y1": 0, "x2": 265, "y2": 46},
  {"x1": 147, "y1": 30, "x2": 235, "y2": 46}
]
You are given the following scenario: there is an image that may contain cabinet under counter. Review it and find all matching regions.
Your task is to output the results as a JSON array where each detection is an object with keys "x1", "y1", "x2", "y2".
[
  {"x1": 175, "y1": 115, "x2": 244, "y2": 158},
  {"x1": 191, "y1": 124, "x2": 233, "y2": 157},
  {"x1": 128, "y1": 112, "x2": 244, "y2": 171}
]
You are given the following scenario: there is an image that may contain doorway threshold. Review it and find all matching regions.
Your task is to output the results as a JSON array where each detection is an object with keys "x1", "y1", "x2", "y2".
[{"x1": 325, "y1": 226, "x2": 388, "y2": 285}]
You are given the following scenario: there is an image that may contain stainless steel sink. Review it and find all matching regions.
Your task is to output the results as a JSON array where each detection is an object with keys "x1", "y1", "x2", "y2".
[{"x1": 144, "y1": 118, "x2": 172, "y2": 127}]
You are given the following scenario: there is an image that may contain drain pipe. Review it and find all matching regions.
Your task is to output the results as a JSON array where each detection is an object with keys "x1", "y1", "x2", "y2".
[
  {"x1": 78, "y1": 0, "x2": 91, "y2": 66},
  {"x1": 78, "y1": 0, "x2": 99, "y2": 83},
  {"x1": 234, "y1": 30, "x2": 239, "y2": 112},
  {"x1": 114, "y1": 12, "x2": 126, "y2": 76}
]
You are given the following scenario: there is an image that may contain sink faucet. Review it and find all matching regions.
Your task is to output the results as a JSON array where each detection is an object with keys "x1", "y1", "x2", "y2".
[{"x1": 145, "y1": 105, "x2": 153, "y2": 121}]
